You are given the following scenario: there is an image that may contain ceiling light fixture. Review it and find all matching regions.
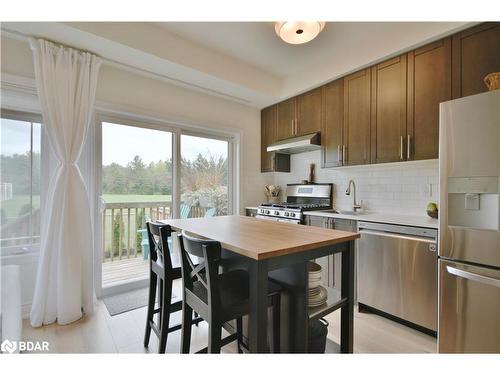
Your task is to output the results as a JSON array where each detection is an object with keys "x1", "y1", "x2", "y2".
[{"x1": 275, "y1": 21, "x2": 326, "y2": 45}]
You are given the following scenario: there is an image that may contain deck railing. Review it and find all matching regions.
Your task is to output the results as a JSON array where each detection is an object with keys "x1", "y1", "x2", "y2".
[{"x1": 101, "y1": 201, "x2": 211, "y2": 262}]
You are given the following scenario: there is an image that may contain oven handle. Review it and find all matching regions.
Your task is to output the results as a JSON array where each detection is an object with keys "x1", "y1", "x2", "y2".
[
  {"x1": 446, "y1": 266, "x2": 500, "y2": 288},
  {"x1": 359, "y1": 228, "x2": 436, "y2": 244}
]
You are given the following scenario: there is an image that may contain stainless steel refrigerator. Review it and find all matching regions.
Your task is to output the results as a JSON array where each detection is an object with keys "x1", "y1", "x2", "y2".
[{"x1": 438, "y1": 89, "x2": 500, "y2": 353}]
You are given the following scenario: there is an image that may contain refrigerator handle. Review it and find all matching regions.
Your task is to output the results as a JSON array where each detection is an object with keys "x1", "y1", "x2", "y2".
[{"x1": 446, "y1": 266, "x2": 500, "y2": 288}]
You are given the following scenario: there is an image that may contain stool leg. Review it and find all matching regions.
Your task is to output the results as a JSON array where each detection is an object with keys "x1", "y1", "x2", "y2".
[
  {"x1": 157, "y1": 278, "x2": 164, "y2": 327},
  {"x1": 236, "y1": 317, "x2": 243, "y2": 354},
  {"x1": 273, "y1": 295, "x2": 281, "y2": 353},
  {"x1": 208, "y1": 321, "x2": 222, "y2": 354},
  {"x1": 181, "y1": 301, "x2": 193, "y2": 354},
  {"x1": 158, "y1": 279, "x2": 172, "y2": 353},
  {"x1": 144, "y1": 268, "x2": 157, "y2": 347}
]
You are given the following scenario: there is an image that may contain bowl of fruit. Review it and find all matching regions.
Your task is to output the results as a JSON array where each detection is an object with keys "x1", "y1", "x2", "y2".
[{"x1": 426, "y1": 202, "x2": 438, "y2": 219}]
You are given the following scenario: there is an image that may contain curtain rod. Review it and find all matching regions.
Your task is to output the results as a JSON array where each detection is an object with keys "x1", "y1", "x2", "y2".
[{"x1": 1, "y1": 27, "x2": 252, "y2": 105}]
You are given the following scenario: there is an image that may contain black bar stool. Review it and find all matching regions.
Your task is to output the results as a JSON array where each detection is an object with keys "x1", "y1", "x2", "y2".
[
  {"x1": 178, "y1": 230, "x2": 282, "y2": 353},
  {"x1": 143, "y1": 221, "x2": 202, "y2": 353}
]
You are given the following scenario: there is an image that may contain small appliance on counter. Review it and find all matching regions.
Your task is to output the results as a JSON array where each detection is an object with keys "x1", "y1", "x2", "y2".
[{"x1": 256, "y1": 183, "x2": 333, "y2": 224}]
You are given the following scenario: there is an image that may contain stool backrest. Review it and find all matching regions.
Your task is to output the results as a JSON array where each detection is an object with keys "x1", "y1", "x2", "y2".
[
  {"x1": 146, "y1": 221, "x2": 173, "y2": 270},
  {"x1": 178, "y1": 230, "x2": 222, "y2": 307}
]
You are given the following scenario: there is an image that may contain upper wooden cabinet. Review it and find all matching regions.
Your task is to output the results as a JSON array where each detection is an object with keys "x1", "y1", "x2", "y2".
[
  {"x1": 261, "y1": 105, "x2": 290, "y2": 173},
  {"x1": 407, "y1": 38, "x2": 452, "y2": 160},
  {"x1": 261, "y1": 23, "x2": 499, "y2": 171},
  {"x1": 275, "y1": 89, "x2": 323, "y2": 141},
  {"x1": 261, "y1": 106, "x2": 276, "y2": 172},
  {"x1": 452, "y1": 22, "x2": 500, "y2": 98},
  {"x1": 296, "y1": 87, "x2": 323, "y2": 136},
  {"x1": 370, "y1": 55, "x2": 407, "y2": 164},
  {"x1": 343, "y1": 69, "x2": 371, "y2": 166},
  {"x1": 276, "y1": 98, "x2": 296, "y2": 140},
  {"x1": 322, "y1": 80, "x2": 344, "y2": 168}
]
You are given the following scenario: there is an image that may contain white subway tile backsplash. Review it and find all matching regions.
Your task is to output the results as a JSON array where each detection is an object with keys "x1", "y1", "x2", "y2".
[{"x1": 271, "y1": 150, "x2": 438, "y2": 217}]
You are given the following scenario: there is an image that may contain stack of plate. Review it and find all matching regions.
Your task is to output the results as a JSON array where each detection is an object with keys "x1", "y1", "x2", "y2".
[{"x1": 308, "y1": 262, "x2": 328, "y2": 308}]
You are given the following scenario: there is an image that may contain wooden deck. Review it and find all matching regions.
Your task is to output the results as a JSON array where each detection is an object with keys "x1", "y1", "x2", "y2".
[{"x1": 102, "y1": 257, "x2": 149, "y2": 288}]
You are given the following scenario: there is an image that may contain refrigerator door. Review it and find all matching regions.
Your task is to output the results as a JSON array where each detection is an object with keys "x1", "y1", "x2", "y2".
[
  {"x1": 439, "y1": 259, "x2": 500, "y2": 353},
  {"x1": 439, "y1": 90, "x2": 500, "y2": 267}
]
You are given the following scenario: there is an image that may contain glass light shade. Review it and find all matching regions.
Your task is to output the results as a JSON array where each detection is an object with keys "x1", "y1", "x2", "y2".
[{"x1": 275, "y1": 21, "x2": 326, "y2": 44}]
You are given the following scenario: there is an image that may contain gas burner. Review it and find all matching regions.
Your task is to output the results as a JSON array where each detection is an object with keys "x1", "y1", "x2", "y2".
[{"x1": 256, "y1": 183, "x2": 333, "y2": 223}]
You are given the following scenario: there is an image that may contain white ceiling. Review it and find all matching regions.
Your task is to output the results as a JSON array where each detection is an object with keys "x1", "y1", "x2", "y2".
[
  {"x1": 2, "y1": 21, "x2": 472, "y2": 108},
  {"x1": 156, "y1": 22, "x2": 469, "y2": 77}
]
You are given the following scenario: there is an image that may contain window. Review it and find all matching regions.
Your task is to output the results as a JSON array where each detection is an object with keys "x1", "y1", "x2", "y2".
[{"x1": 0, "y1": 111, "x2": 42, "y2": 251}]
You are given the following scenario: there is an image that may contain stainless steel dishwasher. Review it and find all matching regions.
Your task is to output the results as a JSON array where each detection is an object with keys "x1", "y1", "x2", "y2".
[{"x1": 357, "y1": 221, "x2": 438, "y2": 333}]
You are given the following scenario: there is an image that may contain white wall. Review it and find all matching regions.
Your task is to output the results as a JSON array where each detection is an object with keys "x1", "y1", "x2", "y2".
[
  {"x1": 1, "y1": 35, "x2": 272, "y2": 211},
  {"x1": 273, "y1": 150, "x2": 438, "y2": 217}
]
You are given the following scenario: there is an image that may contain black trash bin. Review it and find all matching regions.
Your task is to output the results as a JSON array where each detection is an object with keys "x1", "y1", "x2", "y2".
[{"x1": 308, "y1": 318, "x2": 329, "y2": 353}]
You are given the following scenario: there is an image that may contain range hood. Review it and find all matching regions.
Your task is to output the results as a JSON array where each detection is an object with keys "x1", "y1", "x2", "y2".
[{"x1": 266, "y1": 132, "x2": 321, "y2": 154}]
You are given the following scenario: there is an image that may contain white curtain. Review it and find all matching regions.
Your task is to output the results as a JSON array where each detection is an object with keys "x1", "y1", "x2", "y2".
[{"x1": 29, "y1": 39, "x2": 102, "y2": 327}]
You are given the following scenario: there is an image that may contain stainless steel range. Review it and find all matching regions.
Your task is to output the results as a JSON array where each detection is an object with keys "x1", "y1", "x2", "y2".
[{"x1": 256, "y1": 183, "x2": 332, "y2": 224}]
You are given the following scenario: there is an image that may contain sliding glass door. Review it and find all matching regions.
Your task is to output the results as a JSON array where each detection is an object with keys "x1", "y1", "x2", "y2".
[
  {"x1": 100, "y1": 121, "x2": 173, "y2": 291},
  {"x1": 180, "y1": 134, "x2": 229, "y2": 218},
  {"x1": 98, "y1": 120, "x2": 233, "y2": 294}
]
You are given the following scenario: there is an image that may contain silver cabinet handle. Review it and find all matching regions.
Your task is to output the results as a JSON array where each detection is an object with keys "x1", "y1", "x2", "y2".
[
  {"x1": 446, "y1": 266, "x2": 500, "y2": 288},
  {"x1": 400, "y1": 136, "x2": 404, "y2": 160},
  {"x1": 342, "y1": 145, "x2": 346, "y2": 164},
  {"x1": 407, "y1": 134, "x2": 411, "y2": 160},
  {"x1": 337, "y1": 145, "x2": 341, "y2": 165}
]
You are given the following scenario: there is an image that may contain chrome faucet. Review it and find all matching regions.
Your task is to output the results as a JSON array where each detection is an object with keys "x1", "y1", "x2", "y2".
[{"x1": 345, "y1": 180, "x2": 362, "y2": 212}]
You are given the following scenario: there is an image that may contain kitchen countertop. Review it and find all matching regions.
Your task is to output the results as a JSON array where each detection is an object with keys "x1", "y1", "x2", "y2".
[
  {"x1": 161, "y1": 215, "x2": 359, "y2": 260},
  {"x1": 304, "y1": 210, "x2": 438, "y2": 229}
]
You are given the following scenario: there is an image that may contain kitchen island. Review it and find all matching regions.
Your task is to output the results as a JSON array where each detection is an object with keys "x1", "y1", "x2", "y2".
[{"x1": 160, "y1": 215, "x2": 359, "y2": 353}]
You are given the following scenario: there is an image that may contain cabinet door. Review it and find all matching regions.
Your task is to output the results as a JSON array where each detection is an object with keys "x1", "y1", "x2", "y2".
[
  {"x1": 261, "y1": 105, "x2": 276, "y2": 172},
  {"x1": 452, "y1": 22, "x2": 500, "y2": 98},
  {"x1": 296, "y1": 87, "x2": 322, "y2": 136},
  {"x1": 343, "y1": 69, "x2": 371, "y2": 166},
  {"x1": 322, "y1": 80, "x2": 344, "y2": 168},
  {"x1": 370, "y1": 55, "x2": 407, "y2": 164},
  {"x1": 276, "y1": 98, "x2": 296, "y2": 140},
  {"x1": 407, "y1": 38, "x2": 451, "y2": 160},
  {"x1": 307, "y1": 216, "x2": 331, "y2": 286}
]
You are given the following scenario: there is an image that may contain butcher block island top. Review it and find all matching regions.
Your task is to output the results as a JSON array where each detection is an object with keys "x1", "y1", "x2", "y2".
[{"x1": 160, "y1": 215, "x2": 359, "y2": 260}]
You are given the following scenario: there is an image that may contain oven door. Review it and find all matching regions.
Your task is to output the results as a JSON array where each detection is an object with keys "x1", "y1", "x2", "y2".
[{"x1": 255, "y1": 215, "x2": 300, "y2": 224}]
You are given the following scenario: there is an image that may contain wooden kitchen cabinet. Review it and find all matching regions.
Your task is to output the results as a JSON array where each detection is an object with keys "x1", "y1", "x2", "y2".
[
  {"x1": 452, "y1": 22, "x2": 500, "y2": 99},
  {"x1": 296, "y1": 87, "x2": 323, "y2": 136},
  {"x1": 407, "y1": 38, "x2": 452, "y2": 160},
  {"x1": 260, "y1": 23, "x2": 500, "y2": 171},
  {"x1": 261, "y1": 105, "x2": 290, "y2": 172},
  {"x1": 370, "y1": 55, "x2": 407, "y2": 164},
  {"x1": 343, "y1": 69, "x2": 371, "y2": 166},
  {"x1": 276, "y1": 98, "x2": 296, "y2": 140},
  {"x1": 322, "y1": 79, "x2": 344, "y2": 168}
]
